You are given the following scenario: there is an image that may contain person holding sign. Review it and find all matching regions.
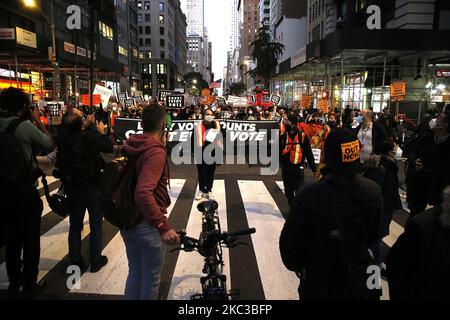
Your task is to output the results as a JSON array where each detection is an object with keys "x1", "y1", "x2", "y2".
[
  {"x1": 279, "y1": 115, "x2": 317, "y2": 206},
  {"x1": 194, "y1": 109, "x2": 221, "y2": 201}
]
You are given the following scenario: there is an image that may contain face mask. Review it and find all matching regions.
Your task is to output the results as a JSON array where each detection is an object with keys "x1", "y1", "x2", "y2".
[
  {"x1": 233, "y1": 110, "x2": 238, "y2": 115},
  {"x1": 173, "y1": 113, "x2": 178, "y2": 117},
  {"x1": 399, "y1": 119, "x2": 404, "y2": 125},
  {"x1": 395, "y1": 147, "x2": 403, "y2": 159},
  {"x1": 248, "y1": 111, "x2": 253, "y2": 115},
  {"x1": 204, "y1": 115, "x2": 214, "y2": 122},
  {"x1": 429, "y1": 118, "x2": 437, "y2": 130}
]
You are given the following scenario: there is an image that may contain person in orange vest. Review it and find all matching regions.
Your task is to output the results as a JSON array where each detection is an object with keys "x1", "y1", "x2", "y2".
[
  {"x1": 280, "y1": 115, "x2": 317, "y2": 206},
  {"x1": 194, "y1": 108, "x2": 221, "y2": 201}
]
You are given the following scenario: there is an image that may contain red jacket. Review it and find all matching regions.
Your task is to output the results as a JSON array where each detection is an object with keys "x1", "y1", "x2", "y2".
[{"x1": 124, "y1": 134, "x2": 171, "y2": 235}]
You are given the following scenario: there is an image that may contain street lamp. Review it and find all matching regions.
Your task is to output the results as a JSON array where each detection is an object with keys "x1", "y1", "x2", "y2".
[
  {"x1": 23, "y1": 0, "x2": 58, "y2": 101},
  {"x1": 193, "y1": 79, "x2": 197, "y2": 84}
]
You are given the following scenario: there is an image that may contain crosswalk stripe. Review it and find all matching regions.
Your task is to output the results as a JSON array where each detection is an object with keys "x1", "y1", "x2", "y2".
[
  {"x1": 70, "y1": 179, "x2": 186, "y2": 295},
  {"x1": 238, "y1": 180, "x2": 299, "y2": 300},
  {"x1": 168, "y1": 180, "x2": 230, "y2": 300}
]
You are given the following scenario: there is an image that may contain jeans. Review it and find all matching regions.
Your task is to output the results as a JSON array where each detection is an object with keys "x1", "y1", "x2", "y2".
[
  {"x1": 65, "y1": 184, "x2": 104, "y2": 264},
  {"x1": 281, "y1": 164, "x2": 305, "y2": 206},
  {"x1": 121, "y1": 221, "x2": 165, "y2": 300},
  {"x1": 5, "y1": 187, "x2": 42, "y2": 291},
  {"x1": 197, "y1": 162, "x2": 216, "y2": 193}
]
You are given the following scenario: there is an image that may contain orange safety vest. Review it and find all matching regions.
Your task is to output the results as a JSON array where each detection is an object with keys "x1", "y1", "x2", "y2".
[
  {"x1": 279, "y1": 122, "x2": 285, "y2": 136},
  {"x1": 282, "y1": 132, "x2": 305, "y2": 164}
]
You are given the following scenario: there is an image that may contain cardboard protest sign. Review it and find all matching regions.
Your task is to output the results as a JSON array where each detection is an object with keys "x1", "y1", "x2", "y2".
[
  {"x1": 94, "y1": 84, "x2": 113, "y2": 109},
  {"x1": 158, "y1": 90, "x2": 174, "y2": 102},
  {"x1": 166, "y1": 95, "x2": 185, "y2": 109}
]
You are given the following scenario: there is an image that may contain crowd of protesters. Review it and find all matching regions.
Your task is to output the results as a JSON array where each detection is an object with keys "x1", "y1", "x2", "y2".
[{"x1": 1, "y1": 86, "x2": 449, "y2": 301}]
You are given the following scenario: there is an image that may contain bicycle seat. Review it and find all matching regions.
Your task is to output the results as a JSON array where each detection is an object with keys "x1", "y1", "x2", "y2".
[{"x1": 197, "y1": 200, "x2": 218, "y2": 214}]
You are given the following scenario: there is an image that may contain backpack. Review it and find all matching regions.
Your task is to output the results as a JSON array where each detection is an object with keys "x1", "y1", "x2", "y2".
[
  {"x1": 0, "y1": 119, "x2": 35, "y2": 203},
  {"x1": 56, "y1": 134, "x2": 96, "y2": 186},
  {"x1": 99, "y1": 153, "x2": 142, "y2": 230}
]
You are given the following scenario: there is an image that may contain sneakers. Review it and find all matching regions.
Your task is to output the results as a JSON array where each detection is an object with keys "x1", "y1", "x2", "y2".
[
  {"x1": 90, "y1": 255, "x2": 108, "y2": 273},
  {"x1": 196, "y1": 192, "x2": 209, "y2": 200}
]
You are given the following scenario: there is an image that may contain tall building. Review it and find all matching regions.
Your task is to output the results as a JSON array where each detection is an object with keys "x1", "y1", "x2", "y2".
[
  {"x1": 230, "y1": 0, "x2": 240, "y2": 51},
  {"x1": 187, "y1": 35, "x2": 210, "y2": 82},
  {"x1": 186, "y1": 0, "x2": 204, "y2": 36},
  {"x1": 174, "y1": 3, "x2": 188, "y2": 88},
  {"x1": 238, "y1": 0, "x2": 259, "y2": 90},
  {"x1": 115, "y1": 0, "x2": 140, "y2": 92},
  {"x1": 137, "y1": 0, "x2": 187, "y2": 98},
  {"x1": 259, "y1": 0, "x2": 271, "y2": 27}
]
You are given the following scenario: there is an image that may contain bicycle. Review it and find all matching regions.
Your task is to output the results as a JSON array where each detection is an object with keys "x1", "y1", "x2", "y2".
[{"x1": 171, "y1": 199, "x2": 256, "y2": 300}]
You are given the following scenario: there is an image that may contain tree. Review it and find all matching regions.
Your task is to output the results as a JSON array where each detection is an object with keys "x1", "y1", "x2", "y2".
[
  {"x1": 249, "y1": 25, "x2": 285, "y2": 89},
  {"x1": 226, "y1": 82, "x2": 247, "y2": 96},
  {"x1": 184, "y1": 72, "x2": 209, "y2": 96}
]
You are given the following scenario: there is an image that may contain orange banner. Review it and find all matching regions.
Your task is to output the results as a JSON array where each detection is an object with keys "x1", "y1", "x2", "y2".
[
  {"x1": 318, "y1": 99, "x2": 329, "y2": 113},
  {"x1": 301, "y1": 95, "x2": 312, "y2": 108},
  {"x1": 202, "y1": 88, "x2": 211, "y2": 97},
  {"x1": 390, "y1": 81, "x2": 406, "y2": 99}
]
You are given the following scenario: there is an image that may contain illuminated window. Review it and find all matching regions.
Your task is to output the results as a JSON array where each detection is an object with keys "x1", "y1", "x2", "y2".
[
  {"x1": 99, "y1": 21, "x2": 113, "y2": 40},
  {"x1": 159, "y1": 2, "x2": 165, "y2": 12},
  {"x1": 157, "y1": 64, "x2": 166, "y2": 74},
  {"x1": 159, "y1": 15, "x2": 165, "y2": 24},
  {"x1": 118, "y1": 46, "x2": 128, "y2": 56}
]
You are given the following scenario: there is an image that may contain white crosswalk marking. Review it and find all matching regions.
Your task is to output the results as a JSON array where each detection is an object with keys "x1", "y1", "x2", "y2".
[
  {"x1": 42, "y1": 189, "x2": 58, "y2": 217},
  {"x1": 168, "y1": 180, "x2": 230, "y2": 300},
  {"x1": 71, "y1": 179, "x2": 186, "y2": 295},
  {"x1": 238, "y1": 180, "x2": 299, "y2": 300}
]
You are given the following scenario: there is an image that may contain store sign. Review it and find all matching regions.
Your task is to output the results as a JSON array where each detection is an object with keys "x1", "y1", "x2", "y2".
[
  {"x1": 390, "y1": 81, "x2": 406, "y2": 100},
  {"x1": 436, "y1": 69, "x2": 450, "y2": 78},
  {"x1": 291, "y1": 46, "x2": 306, "y2": 69},
  {"x1": 15, "y1": 27, "x2": 37, "y2": 48},
  {"x1": 64, "y1": 41, "x2": 76, "y2": 54},
  {"x1": 76, "y1": 46, "x2": 86, "y2": 57},
  {"x1": 0, "y1": 28, "x2": 15, "y2": 40}
]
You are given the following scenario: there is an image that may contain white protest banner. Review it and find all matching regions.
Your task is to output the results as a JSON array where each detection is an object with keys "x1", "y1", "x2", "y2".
[{"x1": 93, "y1": 84, "x2": 113, "y2": 109}]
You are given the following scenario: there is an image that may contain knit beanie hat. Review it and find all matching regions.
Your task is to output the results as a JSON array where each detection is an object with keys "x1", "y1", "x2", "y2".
[{"x1": 323, "y1": 127, "x2": 361, "y2": 176}]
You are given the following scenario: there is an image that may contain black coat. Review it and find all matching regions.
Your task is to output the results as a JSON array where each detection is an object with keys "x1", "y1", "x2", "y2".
[
  {"x1": 387, "y1": 206, "x2": 450, "y2": 300},
  {"x1": 364, "y1": 156, "x2": 402, "y2": 237},
  {"x1": 279, "y1": 174, "x2": 382, "y2": 299}
]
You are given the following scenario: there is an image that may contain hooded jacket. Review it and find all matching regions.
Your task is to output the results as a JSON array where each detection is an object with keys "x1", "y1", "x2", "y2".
[{"x1": 124, "y1": 134, "x2": 171, "y2": 235}]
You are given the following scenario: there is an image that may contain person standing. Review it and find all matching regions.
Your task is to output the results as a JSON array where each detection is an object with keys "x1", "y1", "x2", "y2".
[
  {"x1": 387, "y1": 185, "x2": 450, "y2": 299},
  {"x1": 355, "y1": 109, "x2": 388, "y2": 163},
  {"x1": 363, "y1": 139, "x2": 402, "y2": 272},
  {"x1": 194, "y1": 109, "x2": 221, "y2": 200},
  {"x1": 57, "y1": 108, "x2": 113, "y2": 272},
  {"x1": 121, "y1": 104, "x2": 180, "y2": 300},
  {"x1": 279, "y1": 115, "x2": 317, "y2": 206},
  {"x1": 0, "y1": 88, "x2": 54, "y2": 298},
  {"x1": 280, "y1": 128, "x2": 382, "y2": 300}
]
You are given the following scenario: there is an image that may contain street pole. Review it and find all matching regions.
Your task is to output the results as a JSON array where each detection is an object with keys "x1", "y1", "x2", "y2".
[
  {"x1": 89, "y1": 1, "x2": 96, "y2": 113},
  {"x1": 50, "y1": 0, "x2": 58, "y2": 101}
]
